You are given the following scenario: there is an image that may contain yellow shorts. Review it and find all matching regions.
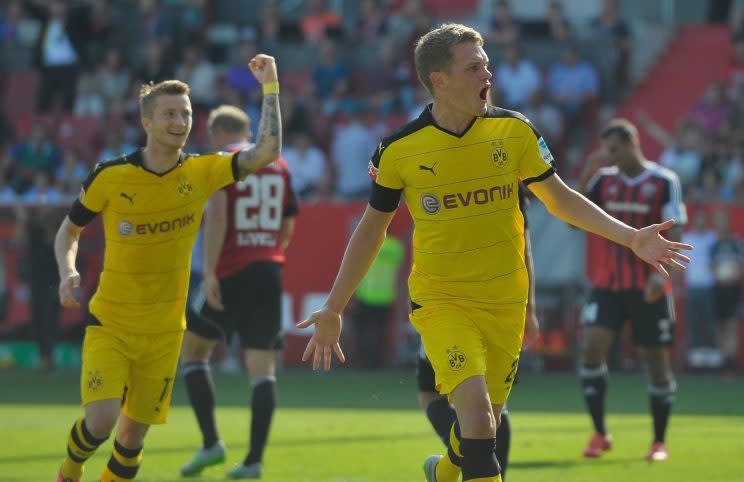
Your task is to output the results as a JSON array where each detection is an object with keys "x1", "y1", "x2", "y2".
[
  {"x1": 410, "y1": 301, "x2": 524, "y2": 404},
  {"x1": 81, "y1": 324, "x2": 183, "y2": 425}
]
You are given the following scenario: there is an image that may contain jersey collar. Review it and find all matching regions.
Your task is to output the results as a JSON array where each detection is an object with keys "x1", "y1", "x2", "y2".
[
  {"x1": 420, "y1": 103, "x2": 478, "y2": 139},
  {"x1": 129, "y1": 148, "x2": 188, "y2": 177}
]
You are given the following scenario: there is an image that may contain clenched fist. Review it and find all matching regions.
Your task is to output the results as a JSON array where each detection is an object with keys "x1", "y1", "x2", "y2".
[{"x1": 249, "y1": 54, "x2": 278, "y2": 84}]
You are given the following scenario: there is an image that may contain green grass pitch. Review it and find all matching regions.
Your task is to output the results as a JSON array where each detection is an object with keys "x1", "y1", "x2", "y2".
[{"x1": 0, "y1": 369, "x2": 742, "y2": 481}]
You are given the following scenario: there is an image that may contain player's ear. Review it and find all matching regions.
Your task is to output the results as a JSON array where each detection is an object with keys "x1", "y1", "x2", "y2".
[
  {"x1": 141, "y1": 115, "x2": 151, "y2": 130},
  {"x1": 430, "y1": 71, "x2": 446, "y2": 91}
]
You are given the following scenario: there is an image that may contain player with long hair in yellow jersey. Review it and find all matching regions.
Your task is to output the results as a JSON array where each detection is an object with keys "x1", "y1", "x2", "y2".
[
  {"x1": 297, "y1": 24, "x2": 692, "y2": 482},
  {"x1": 53, "y1": 54, "x2": 282, "y2": 482}
]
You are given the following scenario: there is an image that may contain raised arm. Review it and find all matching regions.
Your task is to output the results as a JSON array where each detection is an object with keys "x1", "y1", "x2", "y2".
[
  {"x1": 236, "y1": 54, "x2": 282, "y2": 178},
  {"x1": 296, "y1": 205, "x2": 397, "y2": 370},
  {"x1": 55, "y1": 216, "x2": 85, "y2": 308},
  {"x1": 529, "y1": 174, "x2": 692, "y2": 277}
]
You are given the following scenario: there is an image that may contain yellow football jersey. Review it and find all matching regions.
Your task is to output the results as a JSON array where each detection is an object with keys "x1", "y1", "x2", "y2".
[
  {"x1": 369, "y1": 105, "x2": 555, "y2": 306},
  {"x1": 69, "y1": 149, "x2": 238, "y2": 333}
]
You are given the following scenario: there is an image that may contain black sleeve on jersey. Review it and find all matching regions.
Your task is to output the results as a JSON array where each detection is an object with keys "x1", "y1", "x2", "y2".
[
  {"x1": 369, "y1": 182, "x2": 402, "y2": 212},
  {"x1": 231, "y1": 151, "x2": 240, "y2": 181},
  {"x1": 284, "y1": 184, "x2": 300, "y2": 218},
  {"x1": 518, "y1": 185, "x2": 528, "y2": 229},
  {"x1": 522, "y1": 167, "x2": 556, "y2": 186},
  {"x1": 68, "y1": 199, "x2": 98, "y2": 226}
]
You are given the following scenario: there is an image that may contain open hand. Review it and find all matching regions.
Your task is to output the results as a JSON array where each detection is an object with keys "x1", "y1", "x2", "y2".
[
  {"x1": 630, "y1": 219, "x2": 693, "y2": 278},
  {"x1": 296, "y1": 307, "x2": 346, "y2": 371}
]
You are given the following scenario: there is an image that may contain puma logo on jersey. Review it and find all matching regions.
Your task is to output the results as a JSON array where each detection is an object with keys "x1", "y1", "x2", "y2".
[
  {"x1": 419, "y1": 162, "x2": 437, "y2": 175},
  {"x1": 120, "y1": 192, "x2": 136, "y2": 205}
]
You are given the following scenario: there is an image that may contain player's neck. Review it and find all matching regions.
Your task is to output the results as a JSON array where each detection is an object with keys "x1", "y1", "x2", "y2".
[
  {"x1": 142, "y1": 143, "x2": 182, "y2": 174},
  {"x1": 430, "y1": 100, "x2": 478, "y2": 135},
  {"x1": 619, "y1": 156, "x2": 646, "y2": 178}
]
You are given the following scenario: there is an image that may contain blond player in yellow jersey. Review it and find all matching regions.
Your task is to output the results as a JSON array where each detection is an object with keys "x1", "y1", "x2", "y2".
[
  {"x1": 53, "y1": 54, "x2": 282, "y2": 482},
  {"x1": 297, "y1": 24, "x2": 693, "y2": 482}
]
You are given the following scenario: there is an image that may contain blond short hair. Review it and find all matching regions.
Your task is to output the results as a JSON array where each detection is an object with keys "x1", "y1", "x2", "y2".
[
  {"x1": 139, "y1": 80, "x2": 191, "y2": 118},
  {"x1": 414, "y1": 23, "x2": 484, "y2": 94},
  {"x1": 207, "y1": 105, "x2": 251, "y2": 136}
]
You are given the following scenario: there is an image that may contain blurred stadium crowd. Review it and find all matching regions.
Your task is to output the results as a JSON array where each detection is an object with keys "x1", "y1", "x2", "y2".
[
  {"x1": 0, "y1": 0, "x2": 635, "y2": 202},
  {"x1": 0, "y1": 0, "x2": 743, "y2": 373}
]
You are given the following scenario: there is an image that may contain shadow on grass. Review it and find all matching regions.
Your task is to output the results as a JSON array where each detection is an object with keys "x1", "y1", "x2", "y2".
[
  {"x1": 508, "y1": 456, "x2": 641, "y2": 470},
  {"x1": 0, "y1": 369, "x2": 742, "y2": 415},
  {"x1": 0, "y1": 431, "x2": 433, "y2": 465}
]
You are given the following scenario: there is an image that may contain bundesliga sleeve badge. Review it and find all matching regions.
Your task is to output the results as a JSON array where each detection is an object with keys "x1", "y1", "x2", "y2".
[
  {"x1": 537, "y1": 137, "x2": 554, "y2": 165},
  {"x1": 367, "y1": 160, "x2": 379, "y2": 181}
]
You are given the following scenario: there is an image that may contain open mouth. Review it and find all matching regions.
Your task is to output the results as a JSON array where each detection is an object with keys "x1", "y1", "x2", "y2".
[{"x1": 479, "y1": 86, "x2": 489, "y2": 101}]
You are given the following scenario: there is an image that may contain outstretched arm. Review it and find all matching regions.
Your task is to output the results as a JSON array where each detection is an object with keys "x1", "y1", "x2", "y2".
[
  {"x1": 236, "y1": 54, "x2": 282, "y2": 178},
  {"x1": 297, "y1": 205, "x2": 397, "y2": 370},
  {"x1": 55, "y1": 216, "x2": 85, "y2": 308},
  {"x1": 529, "y1": 174, "x2": 692, "y2": 277}
]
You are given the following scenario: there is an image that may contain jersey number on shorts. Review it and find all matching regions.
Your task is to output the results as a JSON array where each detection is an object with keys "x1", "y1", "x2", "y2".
[
  {"x1": 235, "y1": 174, "x2": 285, "y2": 230},
  {"x1": 504, "y1": 358, "x2": 518, "y2": 385},
  {"x1": 158, "y1": 377, "x2": 172, "y2": 402}
]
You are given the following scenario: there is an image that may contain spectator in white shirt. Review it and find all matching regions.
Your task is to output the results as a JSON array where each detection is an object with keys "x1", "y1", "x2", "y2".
[
  {"x1": 283, "y1": 130, "x2": 329, "y2": 199},
  {"x1": 175, "y1": 44, "x2": 217, "y2": 110},
  {"x1": 495, "y1": 44, "x2": 541, "y2": 110},
  {"x1": 332, "y1": 111, "x2": 378, "y2": 199},
  {"x1": 682, "y1": 210, "x2": 718, "y2": 349}
]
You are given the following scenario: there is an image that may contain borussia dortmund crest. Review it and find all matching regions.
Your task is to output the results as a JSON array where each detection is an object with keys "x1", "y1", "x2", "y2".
[
  {"x1": 87, "y1": 370, "x2": 104, "y2": 392},
  {"x1": 176, "y1": 175, "x2": 193, "y2": 198},
  {"x1": 446, "y1": 345, "x2": 467, "y2": 371},
  {"x1": 491, "y1": 140, "x2": 508, "y2": 168}
]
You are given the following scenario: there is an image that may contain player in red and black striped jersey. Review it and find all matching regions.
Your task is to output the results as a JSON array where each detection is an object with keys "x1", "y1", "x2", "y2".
[
  {"x1": 577, "y1": 119, "x2": 687, "y2": 462},
  {"x1": 180, "y1": 105, "x2": 298, "y2": 479}
]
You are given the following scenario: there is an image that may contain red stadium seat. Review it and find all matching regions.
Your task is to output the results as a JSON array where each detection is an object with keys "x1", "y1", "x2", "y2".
[
  {"x1": 280, "y1": 70, "x2": 312, "y2": 96},
  {"x1": 1, "y1": 71, "x2": 39, "y2": 119},
  {"x1": 425, "y1": 0, "x2": 477, "y2": 19},
  {"x1": 56, "y1": 115, "x2": 103, "y2": 164}
]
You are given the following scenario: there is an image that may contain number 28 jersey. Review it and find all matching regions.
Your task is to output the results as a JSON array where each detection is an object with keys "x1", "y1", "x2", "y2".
[{"x1": 216, "y1": 144, "x2": 299, "y2": 280}]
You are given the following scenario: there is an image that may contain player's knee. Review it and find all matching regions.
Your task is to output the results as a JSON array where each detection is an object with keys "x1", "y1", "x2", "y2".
[
  {"x1": 459, "y1": 407, "x2": 496, "y2": 438},
  {"x1": 244, "y1": 350, "x2": 275, "y2": 379},
  {"x1": 85, "y1": 410, "x2": 118, "y2": 439},
  {"x1": 581, "y1": 343, "x2": 606, "y2": 365}
]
